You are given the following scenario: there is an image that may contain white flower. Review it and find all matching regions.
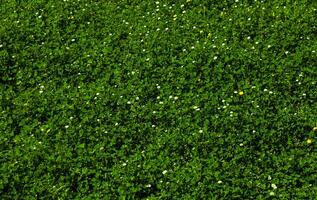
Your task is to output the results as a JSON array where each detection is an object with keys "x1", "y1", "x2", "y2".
[
  {"x1": 65, "y1": 125, "x2": 69, "y2": 129},
  {"x1": 214, "y1": 56, "x2": 218, "y2": 60},
  {"x1": 271, "y1": 183, "x2": 277, "y2": 190},
  {"x1": 199, "y1": 130, "x2": 203, "y2": 133},
  {"x1": 146, "y1": 184, "x2": 151, "y2": 188},
  {"x1": 217, "y1": 180, "x2": 223, "y2": 184},
  {"x1": 162, "y1": 170, "x2": 168, "y2": 175},
  {"x1": 174, "y1": 96, "x2": 178, "y2": 100}
]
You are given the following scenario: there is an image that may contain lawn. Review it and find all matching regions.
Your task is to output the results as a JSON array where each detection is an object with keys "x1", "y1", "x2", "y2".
[{"x1": 1, "y1": 0, "x2": 317, "y2": 199}]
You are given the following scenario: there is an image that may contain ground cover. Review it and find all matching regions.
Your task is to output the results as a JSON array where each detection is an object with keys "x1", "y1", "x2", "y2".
[{"x1": 1, "y1": 0, "x2": 317, "y2": 199}]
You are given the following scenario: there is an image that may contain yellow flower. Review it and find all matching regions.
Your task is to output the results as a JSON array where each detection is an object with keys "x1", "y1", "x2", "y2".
[
  {"x1": 313, "y1": 127, "x2": 317, "y2": 132},
  {"x1": 307, "y1": 138, "x2": 312, "y2": 144},
  {"x1": 239, "y1": 91, "x2": 244, "y2": 96}
]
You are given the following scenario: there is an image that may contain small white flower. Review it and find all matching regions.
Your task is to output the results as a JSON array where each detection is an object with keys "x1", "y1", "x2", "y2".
[
  {"x1": 271, "y1": 183, "x2": 277, "y2": 190},
  {"x1": 240, "y1": 143, "x2": 244, "y2": 146},
  {"x1": 199, "y1": 130, "x2": 203, "y2": 133},
  {"x1": 269, "y1": 191, "x2": 275, "y2": 196},
  {"x1": 234, "y1": 91, "x2": 238, "y2": 94},
  {"x1": 268, "y1": 175, "x2": 272, "y2": 180},
  {"x1": 159, "y1": 101, "x2": 163, "y2": 104},
  {"x1": 169, "y1": 95, "x2": 173, "y2": 99},
  {"x1": 214, "y1": 56, "x2": 218, "y2": 60},
  {"x1": 127, "y1": 101, "x2": 131, "y2": 104},
  {"x1": 122, "y1": 163, "x2": 127, "y2": 166},
  {"x1": 65, "y1": 125, "x2": 69, "y2": 129},
  {"x1": 268, "y1": 45, "x2": 271, "y2": 48},
  {"x1": 269, "y1": 91, "x2": 273, "y2": 94},
  {"x1": 146, "y1": 184, "x2": 151, "y2": 188},
  {"x1": 217, "y1": 180, "x2": 223, "y2": 184},
  {"x1": 71, "y1": 38, "x2": 75, "y2": 42},
  {"x1": 162, "y1": 170, "x2": 168, "y2": 175},
  {"x1": 136, "y1": 96, "x2": 139, "y2": 100},
  {"x1": 39, "y1": 90, "x2": 43, "y2": 94},
  {"x1": 264, "y1": 88, "x2": 268, "y2": 92},
  {"x1": 174, "y1": 96, "x2": 178, "y2": 100},
  {"x1": 157, "y1": 96, "x2": 160, "y2": 99},
  {"x1": 152, "y1": 125, "x2": 156, "y2": 128}
]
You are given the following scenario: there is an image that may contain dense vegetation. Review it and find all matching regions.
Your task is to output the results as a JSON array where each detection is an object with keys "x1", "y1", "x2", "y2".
[{"x1": 1, "y1": 0, "x2": 317, "y2": 199}]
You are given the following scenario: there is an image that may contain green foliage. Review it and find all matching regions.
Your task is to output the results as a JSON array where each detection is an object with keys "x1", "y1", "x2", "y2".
[{"x1": 1, "y1": 0, "x2": 317, "y2": 199}]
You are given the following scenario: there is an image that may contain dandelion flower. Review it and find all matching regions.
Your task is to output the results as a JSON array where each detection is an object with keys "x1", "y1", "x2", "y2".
[
  {"x1": 239, "y1": 91, "x2": 244, "y2": 96},
  {"x1": 313, "y1": 127, "x2": 317, "y2": 132}
]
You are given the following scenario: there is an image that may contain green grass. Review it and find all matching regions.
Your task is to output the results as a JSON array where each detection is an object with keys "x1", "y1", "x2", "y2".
[{"x1": 1, "y1": 0, "x2": 317, "y2": 199}]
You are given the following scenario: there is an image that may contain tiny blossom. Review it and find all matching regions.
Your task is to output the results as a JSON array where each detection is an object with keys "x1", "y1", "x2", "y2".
[
  {"x1": 169, "y1": 95, "x2": 173, "y2": 99},
  {"x1": 136, "y1": 96, "x2": 139, "y2": 100},
  {"x1": 174, "y1": 96, "x2": 178, "y2": 100},
  {"x1": 146, "y1": 184, "x2": 151, "y2": 188},
  {"x1": 157, "y1": 96, "x2": 160, "y2": 99},
  {"x1": 162, "y1": 170, "x2": 168, "y2": 175},
  {"x1": 307, "y1": 138, "x2": 312, "y2": 144},
  {"x1": 271, "y1": 184, "x2": 277, "y2": 190},
  {"x1": 217, "y1": 180, "x2": 223, "y2": 184},
  {"x1": 159, "y1": 101, "x2": 163, "y2": 104},
  {"x1": 269, "y1": 91, "x2": 273, "y2": 94},
  {"x1": 268, "y1": 175, "x2": 272, "y2": 180},
  {"x1": 239, "y1": 143, "x2": 244, "y2": 146},
  {"x1": 127, "y1": 101, "x2": 131, "y2": 104},
  {"x1": 199, "y1": 130, "x2": 203, "y2": 133},
  {"x1": 152, "y1": 125, "x2": 156, "y2": 128},
  {"x1": 65, "y1": 125, "x2": 69, "y2": 129},
  {"x1": 122, "y1": 163, "x2": 127, "y2": 166},
  {"x1": 214, "y1": 56, "x2": 218, "y2": 60},
  {"x1": 264, "y1": 89, "x2": 268, "y2": 92},
  {"x1": 270, "y1": 191, "x2": 275, "y2": 196}
]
